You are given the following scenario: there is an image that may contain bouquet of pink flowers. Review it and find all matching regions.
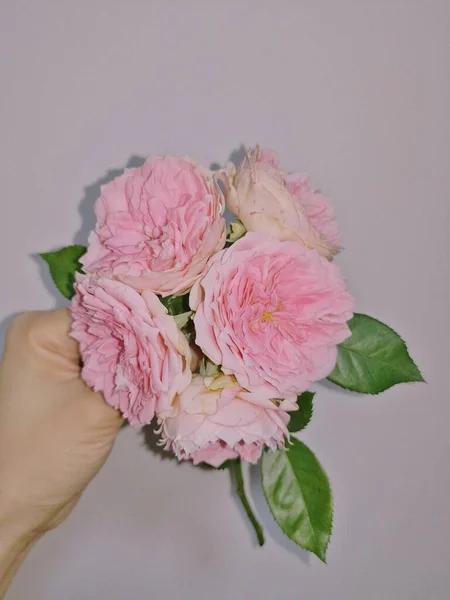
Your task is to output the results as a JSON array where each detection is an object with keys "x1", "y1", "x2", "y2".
[{"x1": 41, "y1": 147, "x2": 423, "y2": 560}]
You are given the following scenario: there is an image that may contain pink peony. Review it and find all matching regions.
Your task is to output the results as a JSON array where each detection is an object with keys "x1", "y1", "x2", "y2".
[
  {"x1": 222, "y1": 147, "x2": 340, "y2": 259},
  {"x1": 191, "y1": 232, "x2": 353, "y2": 398},
  {"x1": 160, "y1": 374, "x2": 297, "y2": 467},
  {"x1": 81, "y1": 156, "x2": 226, "y2": 297},
  {"x1": 71, "y1": 275, "x2": 191, "y2": 425}
]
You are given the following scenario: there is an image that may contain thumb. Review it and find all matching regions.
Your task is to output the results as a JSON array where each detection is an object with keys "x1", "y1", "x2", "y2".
[{"x1": 23, "y1": 309, "x2": 81, "y2": 363}]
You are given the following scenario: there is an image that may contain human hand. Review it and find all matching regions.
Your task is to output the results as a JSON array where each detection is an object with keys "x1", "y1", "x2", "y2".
[{"x1": 0, "y1": 309, "x2": 123, "y2": 544}]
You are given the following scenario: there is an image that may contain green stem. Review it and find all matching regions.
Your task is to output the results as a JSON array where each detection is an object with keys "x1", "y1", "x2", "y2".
[{"x1": 233, "y1": 460, "x2": 265, "y2": 546}]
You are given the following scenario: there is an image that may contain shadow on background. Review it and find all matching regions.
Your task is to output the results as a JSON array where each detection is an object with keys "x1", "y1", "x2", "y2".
[
  {"x1": 210, "y1": 144, "x2": 246, "y2": 171},
  {"x1": 141, "y1": 424, "x2": 175, "y2": 462},
  {"x1": 74, "y1": 155, "x2": 146, "y2": 247},
  {"x1": 32, "y1": 254, "x2": 68, "y2": 309},
  {"x1": 141, "y1": 423, "x2": 283, "y2": 551},
  {"x1": 0, "y1": 313, "x2": 16, "y2": 357},
  {"x1": 142, "y1": 426, "x2": 311, "y2": 559}
]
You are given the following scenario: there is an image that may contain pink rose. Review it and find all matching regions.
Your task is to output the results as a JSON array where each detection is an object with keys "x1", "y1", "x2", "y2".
[
  {"x1": 81, "y1": 156, "x2": 226, "y2": 297},
  {"x1": 71, "y1": 275, "x2": 192, "y2": 425},
  {"x1": 161, "y1": 374, "x2": 296, "y2": 467},
  {"x1": 191, "y1": 232, "x2": 353, "y2": 398},
  {"x1": 222, "y1": 147, "x2": 340, "y2": 259}
]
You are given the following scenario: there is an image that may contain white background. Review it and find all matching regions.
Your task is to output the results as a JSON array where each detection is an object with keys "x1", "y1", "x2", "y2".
[{"x1": 1, "y1": 1, "x2": 449, "y2": 599}]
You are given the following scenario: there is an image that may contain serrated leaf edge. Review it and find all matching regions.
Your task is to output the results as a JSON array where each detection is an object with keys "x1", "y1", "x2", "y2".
[
  {"x1": 39, "y1": 246, "x2": 86, "y2": 300},
  {"x1": 261, "y1": 443, "x2": 333, "y2": 563},
  {"x1": 327, "y1": 313, "x2": 425, "y2": 394},
  {"x1": 288, "y1": 391, "x2": 315, "y2": 433}
]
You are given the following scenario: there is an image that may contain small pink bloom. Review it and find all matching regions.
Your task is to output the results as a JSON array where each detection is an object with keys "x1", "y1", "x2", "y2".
[
  {"x1": 82, "y1": 156, "x2": 226, "y2": 296},
  {"x1": 222, "y1": 147, "x2": 340, "y2": 259},
  {"x1": 191, "y1": 232, "x2": 353, "y2": 398},
  {"x1": 285, "y1": 173, "x2": 341, "y2": 252},
  {"x1": 161, "y1": 374, "x2": 296, "y2": 467},
  {"x1": 71, "y1": 275, "x2": 191, "y2": 425}
]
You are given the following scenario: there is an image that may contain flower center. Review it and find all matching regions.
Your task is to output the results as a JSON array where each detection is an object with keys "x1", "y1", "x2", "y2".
[{"x1": 261, "y1": 311, "x2": 274, "y2": 323}]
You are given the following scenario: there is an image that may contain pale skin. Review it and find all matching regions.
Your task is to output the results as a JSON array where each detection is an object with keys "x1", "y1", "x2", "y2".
[{"x1": 0, "y1": 310, "x2": 123, "y2": 598}]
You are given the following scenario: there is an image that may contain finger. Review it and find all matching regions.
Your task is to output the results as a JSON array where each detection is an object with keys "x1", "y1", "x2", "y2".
[
  {"x1": 79, "y1": 388, "x2": 125, "y2": 431},
  {"x1": 17, "y1": 309, "x2": 81, "y2": 363}
]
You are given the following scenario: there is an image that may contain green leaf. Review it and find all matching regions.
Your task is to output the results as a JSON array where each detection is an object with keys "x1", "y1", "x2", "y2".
[
  {"x1": 226, "y1": 220, "x2": 246, "y2": 243},
  {"x1": 261, "y1": 439, "x2": 332, "y2": 562},
  {"x1": 288, "y1": 391, "x2": 315, "y2": 432},
  {"x1": 173, "y1": 311, "x2": 192, "y2": 330},
  {"x1": 327, "y1": 313, "x2": 424, "y2": 394},
  {"x1": 160, "y1": 294, "x2": 190, "y2": 316},
  {"x1": 40, "y1": 245, "x2": 86, "y2": 299},
  {"x1": 199, "y1": 358, "x2": 221, "y2": 377}
]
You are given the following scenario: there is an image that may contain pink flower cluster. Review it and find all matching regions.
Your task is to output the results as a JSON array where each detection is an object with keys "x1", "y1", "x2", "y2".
[{"x1": 71, "y1": 149, "x2": 354, "y2": 467}]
